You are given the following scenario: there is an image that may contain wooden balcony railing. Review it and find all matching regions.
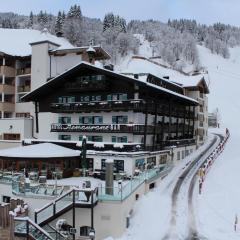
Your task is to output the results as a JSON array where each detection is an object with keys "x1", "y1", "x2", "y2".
[
  {"x1": 16, "y1": 68, "x2": 31, "y2": 76},
  {"x1": 0, "y1": 66, "x2": 15, "y2": 77},
  {"x1": 0, "y1": 84, "x2": 15, "y2": 94},
  {"x1": 0, "y1": 102, "x2": 15, "y2": 112},
  {"x1": 50, "y1": 100, "x2": 195, "y2": 118}
]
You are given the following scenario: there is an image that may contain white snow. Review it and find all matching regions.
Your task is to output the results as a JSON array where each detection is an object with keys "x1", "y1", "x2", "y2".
[
  {"x1": 0, "y1": 143, "x2": 80, "y2": 158},
  {"x1": 0, "y1": 28, "x2": 73, "y2": 56},
  {"x1": 111, "y1": 43, "x2": 240, "y2": 240}
]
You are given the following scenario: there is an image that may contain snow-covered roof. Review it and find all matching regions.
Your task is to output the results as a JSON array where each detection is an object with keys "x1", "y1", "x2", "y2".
[
  {"x1": 22, "y1": 61, "x2": 198, "y2": 105},
  {"x1": 0, "y1": 143, "x2": 80, "y2": 158},
  {"x1": 119, "y1": 58, "x2": 209, "y2": 89},
  {"x1": 0, "y1": 28, "x2": 73, "y2": 57}
]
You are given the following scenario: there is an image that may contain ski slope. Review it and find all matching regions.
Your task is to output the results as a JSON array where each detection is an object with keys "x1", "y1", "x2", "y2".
[{"x1": 107, "y1": 42, "x2": 240, "y2": 240}]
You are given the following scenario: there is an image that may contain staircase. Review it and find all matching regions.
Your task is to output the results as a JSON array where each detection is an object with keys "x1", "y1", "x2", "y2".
[{"x1": 14, "y1": 188, "x2": 98, "y2": 240}]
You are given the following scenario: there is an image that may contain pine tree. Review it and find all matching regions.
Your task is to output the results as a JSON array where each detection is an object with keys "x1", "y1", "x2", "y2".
[
  {"x1": 37, "y1": 10, "x2": 44, "y2": 24},
  {"x1": 55, "y1": 11, "x2": 63, "y2": 35},
  {"x1": 120, "y1": 18, "x2": 127, "y2": 33},
  {"x1": 29, "y1": 11, "x2": 33, "y2": 28},
  {"x1": 103, "y1": 13, "x2": 115, "y2": 32}
]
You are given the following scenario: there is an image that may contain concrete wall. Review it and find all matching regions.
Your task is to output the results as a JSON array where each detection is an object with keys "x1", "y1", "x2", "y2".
[
  {"x1": 0, "y1": 118, "x2": 33, "y2": 140},
  {"x1": 31, "y1": 42, "x2": 58, "y2": 91},
  {"x1": 51, "y1": 53, "x2": 82, "y2": 78}
]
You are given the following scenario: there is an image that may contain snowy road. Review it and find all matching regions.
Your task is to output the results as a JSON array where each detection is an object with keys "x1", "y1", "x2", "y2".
[
  {"x1": 116, "y1": 134, "x2": 223, "y2": 240},
  {"x1": 162, "y1": 134, "x2": 222, "y2": 240}
]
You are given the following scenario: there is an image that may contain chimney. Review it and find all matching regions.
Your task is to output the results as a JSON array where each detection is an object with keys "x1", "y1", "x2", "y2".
[
  {"x1": 104, "y1": 64, "x2": 114, "y2": 71},
  {"x1": 86, "y1": 46, "x2": 96, "y2": 64},
  {"x1": 134, "y1": 74, "x2": 139, "y2": 79}
]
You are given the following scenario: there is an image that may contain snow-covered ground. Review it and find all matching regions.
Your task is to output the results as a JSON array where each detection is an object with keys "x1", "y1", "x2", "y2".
[
  {"x1": 194, "y1": 46, "x2": 240, "y2": 240},
  {"x1": 110, "y1": 41, "x2": 240, "y2": 240}
]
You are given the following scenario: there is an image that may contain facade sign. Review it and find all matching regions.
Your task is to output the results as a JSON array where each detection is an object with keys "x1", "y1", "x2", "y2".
[{"x1": 51, "y1": 124, "x2": 121, "y2": 132}]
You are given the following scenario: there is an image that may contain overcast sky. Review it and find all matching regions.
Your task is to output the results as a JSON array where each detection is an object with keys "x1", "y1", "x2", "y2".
[{"x1": 1, "y1": 0, "x2": 240, "y2": 26}]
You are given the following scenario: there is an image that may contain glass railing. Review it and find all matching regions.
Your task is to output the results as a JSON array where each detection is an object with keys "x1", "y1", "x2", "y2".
[
  {"x1": 35, "y1": 202, "x2": 55, "y2": 225},
  {"x1": 14, "y1": 217, "x2": 54, "y2": 240},
  {"x1": 98, "y1": 165, "x2": 173, "y2": 201},
  {"x1": 35, "y1": 189, "x2": 98, "y2": 226},
  {"x1": 55, "y1": 190, "x2": 73, "y2": 213},
  {"x1": 43, "y1": 224, "x2": 66, "y2": 240}
]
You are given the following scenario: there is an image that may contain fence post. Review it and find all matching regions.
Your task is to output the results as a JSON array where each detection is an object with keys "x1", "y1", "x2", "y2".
[{"x1": 34, "y1": 212, "x2": 37, "y2": 224}]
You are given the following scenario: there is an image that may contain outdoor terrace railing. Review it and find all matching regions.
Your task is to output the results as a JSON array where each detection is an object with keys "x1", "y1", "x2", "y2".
[
  {"x1": 14, "y1": 217, "x2": 54, "y2": 240},
  {"x1": 98, "y1": 164, "x2": 173, "y2": 201},
  {"x1": 34, "y1": 188, "x2": 98, "y2": 225}
]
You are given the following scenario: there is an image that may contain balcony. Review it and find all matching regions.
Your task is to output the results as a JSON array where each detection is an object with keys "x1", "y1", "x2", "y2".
[
  {"x1": 16, "y1": 68, "x2": 31, "y2": 76},
  {"x1": 17, "y1": 85, "x2": 31, "y2": 93},
  {"x1": 0, "y1": 102, "x2": 15, "y2": 112},
  {"x1": 51, "y1": 100, "x2": 146, "y2": 113},
  {"x1": 51, "y1": 123, "x2": 157, "y2": 134},
  {"x1": 0, "y1": 66, "x2": 15, "y2": 77},
  {"x1": 0, "y1": 84, "x2": 15, "y2": 94},
  {"x1": 83, "y1": 138, "x2": 196, "y2": 152},
  {"x1": 50, "y1": 100, "x2": 194, "y2": 118}
]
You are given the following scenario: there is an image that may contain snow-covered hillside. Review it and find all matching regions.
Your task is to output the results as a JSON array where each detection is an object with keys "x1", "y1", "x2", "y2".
[{"x1": 110, "y1": 39, "x2": 240, "y2": 240}]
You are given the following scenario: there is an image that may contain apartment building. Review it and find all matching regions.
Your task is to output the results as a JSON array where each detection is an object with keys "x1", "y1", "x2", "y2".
[{"x1": 0, "y1": 28, "x2": 109, "y2": 142}]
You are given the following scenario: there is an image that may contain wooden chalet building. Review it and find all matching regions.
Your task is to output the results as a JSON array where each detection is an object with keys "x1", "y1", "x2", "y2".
[{"x1": 17, "y1": 61, "x2": 202, "y2": 176}]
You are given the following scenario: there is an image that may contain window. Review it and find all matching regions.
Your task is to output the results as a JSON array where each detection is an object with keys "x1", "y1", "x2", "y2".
[
  {"x1": 114, "y1": 160, "x2": 124, "y2": 172},
  {"x1": 58, "y1": 117, "x2": 71, "y2": 124},
  {"x1": 88, "y1": 136, "x2": 103, "y2": 142},
  {"x1": 101, "y1": 159, "x2": 106, "y2": 170},
  {"x1": 16, "y1": 112, "x2": 30, "y2": 118},
  {"x1": 96, "y1": 75, "x2": 104, "y2": 81},
  {"x1": 95, "y1": 95, "x2": 101, "y2": 101},
  {"x1": 147, "y1": 157, "x2": 156, "y2": 167},
  {"x1": 107, "y1": 93, "x2": 128, "y2": 101},
  {"x1": 58, "y1": 96, "x2": 75, "y2": 103},
  {"x1": 159, "y1": 155, "x2": 167, "y2": 164},
  {"x1": 112, "y1": 116, "x2": 128, "y2": 124},
  {"x1": 119, "y1": 94, "x2": 128, "y2": 101},
  {"x1": 94, "y1": 116, "x2": 103, "y2": 124},
  {"x1": 58, "y1": 135, "x2": 71, "y2": 141},
  {"x1": 79, "y1": 116, "x2": 103, "y2": 124},
  {"x1": 112, "y1": 136, "x2": 128, "y2": 143},
  {"x1": 3, "y1": 133, "x2": 20, "y2": 140},
  {"x1": 80, "y1": 135, "x2": 103, "y2": 142},
  {"x1": 135, "y1": 159, "x2": 145, "y2": 168}
]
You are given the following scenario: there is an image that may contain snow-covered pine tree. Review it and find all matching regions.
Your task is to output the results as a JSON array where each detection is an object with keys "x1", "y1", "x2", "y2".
[
  {"x1": 63, "y1": 5, "x2": 82, "y2": 45},
  {"x1": 103, "y1": 13, "x2": 115, "y2": 32},
  {"x1": 55, "y1": 11, "x2": 64, "y2": 35}
]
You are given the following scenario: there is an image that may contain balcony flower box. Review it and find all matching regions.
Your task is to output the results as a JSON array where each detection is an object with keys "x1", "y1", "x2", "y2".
[
  {"x1": 113, "y1": 143, "x2": 124, "y2": 149},
  {"x1": 94, "y1": 142, "x2": 105, "y2": 148}
]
